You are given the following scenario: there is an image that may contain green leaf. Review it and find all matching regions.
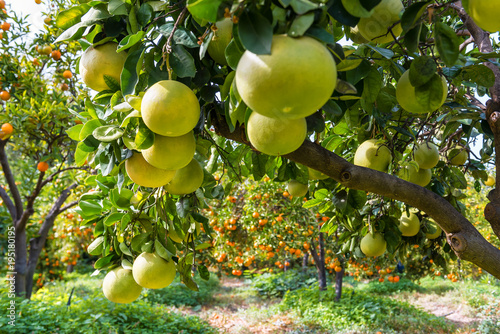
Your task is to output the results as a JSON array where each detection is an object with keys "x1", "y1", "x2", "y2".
[
  {"x1": 435, "y1": 22, "x2": 460, "y2": 67},
  {"x1": 158, "y1": 23, "x2": 199, "y2": 48},
  {"x1": 225, "y1": 39, "x2": 244, "y2": 70},
  {"x1": 135, "y1": 122, "x2": 154, "y2": 150},
  {"x1": 238, "y1": 10, "x2": 273, "y2": 55},
  {"x1": 104, "y1": 212, "x2": 125, "y2": 226},
  {"x1": 94, "y1": 254, "x2": 115, "y2": 270},
  {"x1": 187, "y1": 0, "x2": 224, "y2": 22},
  {"x1": 288, "y1": 12, "x2": 315, "y2": 37},
  {"x1": 404, "y1": 24, "x2": 422, "y2": 54},
  {"x1": 459, "y1": 64, "x2": 495, "y2": 88},
  {"x1": 362, "y1": 67, "x2": 382, "y2": 103},
  {"x1": 121, "y1": 48, "x2": 144, "y2": 96},
  {"x1": 131, "y1": 233, "x2": 152, "y2": 253},
  {"x1": 365, "y1": 44, "x2": 394, "y2": 59},
  {"x1": 347, "y1": 189, "x2": 367, "y2": 209},
  {"x1": 198, "y1": 265, "x2": 210, "y2": 280},
  {"x1": 252, "y1": 152, "x2": 268, "y2": 181},
  {"x1": 401, "y1": 0, "x2": 431, "y2": 32},
  {"x1": 93, "y1": 126, "x2": 124, "y2": 142},
  {"x1": 409, "y1": 56, "x2": 437, "y2": 87},
  {"x1": 118, "y1": 31, "x2": 145, "y2": 52},
  {"x1": 327, "y1": 0, "x2": 359, "y2": 27},
  {"x1": 170, "y1": 44, "x2": 196, "y2": 78},
  {"x1": 56, "y1": 4, "x2": 91, "y2": 29},
  {"x1": 359, "y1": 0, "x2": 382, "y2": 11},
  {"x1": 79, "y1": 200, "x2": 103, "y2": 216},
  {"x1": 108, "y1": 0, "x2": 128, "y2": 16},
  {"x1": 137, "y1": 3, "x2": 154, "y2": 26},
  {"x1": 290, "y1": 0, "x2": 318, "y2": 14},
  {"x1": 66, "y1": 124, "x2": 83, "y2": 141},
  {"x1": 79, "y1": 119, "x2": 103, "y2": 140},
  {"x1": 110, "y1": 188, "x2": 134, "y2": 210},
  {"x1": 87, "y1": 236, "x2": 104, "y2": 255},
  {"x1": 414, "y1": 74, "x2": 445, "y2": 113},
  {"x1": 155, "y1": 239, "x2": 173, "y2": 260}
]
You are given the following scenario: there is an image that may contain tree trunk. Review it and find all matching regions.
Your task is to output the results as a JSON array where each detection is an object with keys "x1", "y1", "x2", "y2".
[
  {"x1": 14, "y1": 227, "x2": 27, "y2": 298},
  {"x1": 309, "y1": 233, "x2": 327, "y2": 291},
  {"x1": 302, "y1": 252, "x2": 309, "y2": 272},
  {"x1": 66, "y1": 265, "x2": 74, "y2": 274},
  {"x1": 335, "y1": 267, "x2": 344, "y2": 302}
]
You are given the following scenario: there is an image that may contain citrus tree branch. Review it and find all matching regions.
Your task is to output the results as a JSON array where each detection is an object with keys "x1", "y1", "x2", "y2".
[
  {"x1": 0, "y1": 185, "x2": 16, "y2": 220},
  {"x1": 0, "y1": 139, "x2": 23, "y2": 221},
  {"x1": 212, "y1": 115, "x2": 500, "y2": 279}
]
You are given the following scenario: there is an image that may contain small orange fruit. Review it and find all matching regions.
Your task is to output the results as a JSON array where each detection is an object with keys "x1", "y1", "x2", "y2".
[
  {"x1": 35, "y1": 0, "x2": 42, "y2": 4},
  {"x1": 1, "y1": 123, "x2": 13, "y2": 135},
  {"x1": 62, "y1": 70, "x2": 72, "y2": 79},
  {"x1": 252, "y1": 211, "x2": 259, "y2": 219},
  {"x1": 0, "y1": 1, "x2": 5, "y2": 9},
  {"x1": 0, "y1": 90, "x2": 10, "y2": 101},
  {"x1": 1, "y1": 22, "x2": 10, "y2": 31},
  {"x1": 51, "y1": 50, "x2": 61, "y2": 60},
  {"x1": 37, "y1": 161, "x2": 49, "y2": 172}
]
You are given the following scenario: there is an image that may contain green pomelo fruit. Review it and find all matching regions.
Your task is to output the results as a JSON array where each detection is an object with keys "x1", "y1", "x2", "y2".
[
  {"x1": 235, "y1": 35, "x2": 337, "y2": 119},
  {"x1": 287, "y1": 180, "x2": 309, "y2": 197},
  {"x1": 424, "y1": 218, "x2": 442, "y2": 239},
  {"x1": 414, "y1": 142, "x2": 440, "y2": 169},
  {"x1": 360, "y1": 232, "x2": 387, "y2": 257},
  {"x1": 399, "y1": 212, "x2": 420, "y2": 237},
  {"x1": 308, "y1": 167, "x2": 329, "y2": 180},
  {"x1": 396, "y1": 70, "x2": 448, "y2": 114},
  {"x1": 207, "y1": 18, "x2": 233, "y2": 65},
  {"x1": 102, "y1": 266, "x2": 142, "y2": 303},
  {"x1": 165, "y1": 159, "x2": 204, "y2": 195},
  {"x1": 132, "y1": 252, "x2": 176, "y2": 289},
  {"x1": 141, "y1": 80, "x2": 200, "y2": 137},
  {"x1": 467, "y1": 0, "x2": 500, "y2": 32},
  {"x1": 399, "y1": 164, "x2": 432, "y2": 187},
  {"x1": 142, "y1": 131, "x2": 196, "y2": 170},
  {"x1": 246, "y1": 112, "x2": 306, "y2": 156},
  {"x1": 447, "y1": 147, "x2": 468, "y2": 166},
  {"x1": 125, "y1": 152, "x2": 176, "y2": 188},
  {"x1": 354, "y1": 139, "x2": 392, "y2": 172},
  {"x1": 79, "y1": 42, "x2": 127, "y2": 92},
  {"x1": 342, "y1": 0, "x2": 375, "y2": 17},
  {"x1": 358, "y1": 0, "x2": 403, "y2": 44}
]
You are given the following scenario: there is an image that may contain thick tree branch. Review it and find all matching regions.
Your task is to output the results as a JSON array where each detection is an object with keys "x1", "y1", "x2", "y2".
[
  {"x1": 213, "y1": 116, "x2": 500, "y2": 279},
  {"x1": 0, "y1": 184, "x2": 16, "y2": 220},
  {"x1": 58, "y1": 199, "x2": 78, "y2": 214},
  {"x1": 0, "y1": 140, "x2": 23, "y2": 221}
]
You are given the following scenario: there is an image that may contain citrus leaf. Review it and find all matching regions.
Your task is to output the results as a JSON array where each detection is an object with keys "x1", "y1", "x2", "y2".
[
  {"x1": 79, "y1": 119, "x2": 102, "y2": 140},
  {"x1": 435, "y1": 22, "x2": 460, "y2": 67},
  {"x1": 66, "y1": 124, "x2": 83, "y2": 141},
  {"x1": 187, "y1": 0, "x2": 224, "y2": 22},
  {"x1": 414, "y1": 74, "x2": 444, "y2": 113},
  {"x1": 401, "y1": 0, "x2": 431, "y2": 32},
  {"x1": 94, "y1": 254, "x2": 115, "y2": 270},
  {"x1": 409, "y1": 56, "x2": 437, "y2": 87},
  {"x1": 104, "y1": 212, "x2": 125, "y2": 226},
  {"x1": 117, "y1": 31, "x2": 145, "y2": 52},
  {"x1": 121, "y1": 48, "x2": 144, "y2": 96},
  {"x1": 93, "y1": 126, "x2": 124, "y2": 142},
  {"x1": 131, "y1": 233, "x2": 152, "y2": 253},
  {"x1": 87, "y1": 236, "x2": 104, "y2": 255},
  {"x1": 327, "y1": 0, "x2": 359, "y2": 27},
  {"x1": 288, "y1": 12, "x2": 314, "y2": 37},
  {"x1": 170, "y1": 44, "x2": 196, "y2": 78},
  {"x1": 79, "y1": 200, "x2": 103, "y2": 216},
  {"x1": 238, "y1": 10, "x2": 273, "y2": 55},
  {"x1": 108, "y1": 0, "x2": 129, "y2": 16},
  {"x1": 56, "y1": 4, "x2": 91, "y2": 29}
]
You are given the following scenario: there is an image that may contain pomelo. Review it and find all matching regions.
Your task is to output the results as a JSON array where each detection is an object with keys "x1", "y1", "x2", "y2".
[
  {"x1": 165, "y1": 159, "x2": 204, "y2": 195},
  {"x1": 142, "y1": 131, "x2": 196, "y2": 170},
  {"x1": 125, "y1": 152, "x2": 176, "y2": 188},
  {"x1": 396, "y1": 70, "x2": 448, "y2": 114},
  {"x1": 102, "y1": 266, "x2": 142, "y2": 303},
  {"x1": 132, "y1": 252, "x2": 176, "y2": 289},
  {"x1": 354, "y1": 139, "x2": 392, "y2": 172},
  {"x1": 360, "y1": 232, "x2": 387, "y2": 257}
]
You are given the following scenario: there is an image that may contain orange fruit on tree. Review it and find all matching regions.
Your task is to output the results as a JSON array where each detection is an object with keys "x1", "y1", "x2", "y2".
[
  {"x1": 37, "y1": 161, "x2": 49, "y2": 172},
  {"x1": 35, "y1": 0, "x2": 42, "y2": 3},
  {"x1": 51, "y1": 50, "x2": 61, "y2": 61},
  {"x1": 252, "y1": 211, "x2": 260, "y2": 218},
  {"x1": 62, "y1": 70, "x2": 72, "y2": 79},
  {"x1": 0, "y1": 22, "x2": 10, "y2": 31},
  {"x1": 1, "y1": 123, "x2": 13, "y2": 135},
  {"x1": 0, "y1": 1, "x2": 4, "y2": 9},
  {"x1": 0, "y1": 90, "x2": 10, "y2": 101}
]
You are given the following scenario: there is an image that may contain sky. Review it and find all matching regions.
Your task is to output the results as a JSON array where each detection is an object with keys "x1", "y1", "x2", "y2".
[{"x1": 10, "y1": 0, "x2": 45, "y2": 31}]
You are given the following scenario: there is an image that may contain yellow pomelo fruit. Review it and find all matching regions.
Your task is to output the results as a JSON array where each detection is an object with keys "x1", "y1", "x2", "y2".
[
  {"x1": 308, "y1": 167, "x2": 329, "y2": 180},
  {"x1": 287, "y1": 180, "x2": 308, "y2": 197},
  {"x1": 165, "y1": 159, "x2": 204, "y2": 195},
  {"x1": 132, "y1": 252, "x2": 176, "y2": 289},
  {"x1": 354, "y1": 139, "x2": 391, "y2": 172},
  {"x1": 396, "y1": 70, "x2": 448, "y2": 114},
  {"x1": 246, "y1": 112, "x2": 306, "y2": 156},
  {"x1": 467, "y1": 0, "x2": 500, "y2": 32},
  {"x1": 79, "y1": 42, "x2": 127, "y2": 92},
  {"x1": 235, "y1": 35, "x2": 337, "y2": 119},
  {"x1": 125, "y1": 152, "x2": 176, "y2": 188},
  {"x1": 142, "y1": 131, "x2": 196, "y2": 170},
  {"x1": 102, "y1": 266, "x2": 142, "y2": 303},
  {"x1": 485, "y1": 175, "x2": 495, "y2": 187},
  {"x1": 399, "y1": 212, "x2": 420, "y2": 237},
  {"x1": 447, "y1": 147, "x2": 468, "y2": 165},
  {"x1": 207, "y1": 18, "x2": 233, "y2": 65},
  {"x1": 414, "y1": 142, "x2": 439, "y2": 169},
  {"x1": 399, "y1": 164, "x2": 432, "y2": 187},
  {"x1": 424, "y1": 218, "x2": 442, "y2": 240},
  {"x1": 360, "y1": 232, "x2": 387, "y2": 257},
  {"x1": 358, "y1": 0, "x2": 403, "y2": 44},
  {"x1": 141, "y1": 80, "x2": 200, "y2": 137}
]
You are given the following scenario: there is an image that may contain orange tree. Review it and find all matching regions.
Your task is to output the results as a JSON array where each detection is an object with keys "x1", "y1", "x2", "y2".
[
  {"x1": 54, "y1": 0, "x2": 500, "y2": 300},
  {"x1": 0, "y1": 0, "x2": 89, "y2": 298}
]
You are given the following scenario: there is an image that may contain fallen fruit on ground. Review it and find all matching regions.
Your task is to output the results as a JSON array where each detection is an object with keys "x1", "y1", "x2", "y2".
[
  {"x1": 102, "y1": 266, "x2": 142, "y2": 304},
  {"x1": 132, "y1": 252, "x2": 176, "y2": 289},
  {"x1": 354, "y1": 139, "x2": 392, "y2": 172},
  {"x1": 79, "y1": 42, "x2": 127, "y2": 91},
  {"x1": 360, "y1": 232, "x2": 387, "y2": 257},
  {"x1": 235, "y1": 35, "x2": 336, "y2": 119},
  {"x1": 141, "y1": 80, "x2": 200, "y2": 137},
  {"x1": 142, "y1": 131, "x2": 196, "y2": 170},
  {"x1": 246, "y1": 111, "x2": 306, "y2": 156},
  {"x1": 165, "y1": 158, "x2": 204, "y2": 195},
  {"x1": 125, "y1": 152, "x2": 176, "y2": 188}
]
